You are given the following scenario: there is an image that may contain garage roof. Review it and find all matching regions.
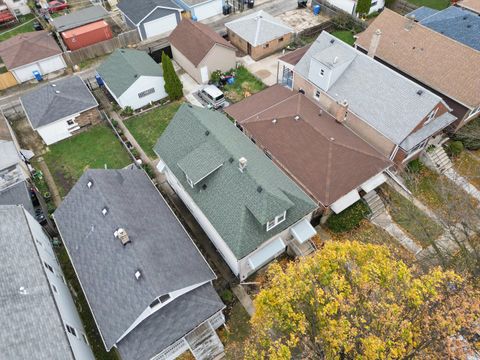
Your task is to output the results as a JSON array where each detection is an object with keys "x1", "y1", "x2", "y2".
[
  {"x1": 118, "y1": 0, "x2": 181, "y2": 24},
  {"x1": 51, "y1": 5, "x2": 108, "y2": 32}
]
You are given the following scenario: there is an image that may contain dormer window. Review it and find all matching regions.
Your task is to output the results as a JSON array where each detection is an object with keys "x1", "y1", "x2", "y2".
[
  {"x1": 425, "y1": 108, "x2": 438, "y2": 125},
  {"x1": 266, "y1": 211, "x2": 287, "y2": 231}
]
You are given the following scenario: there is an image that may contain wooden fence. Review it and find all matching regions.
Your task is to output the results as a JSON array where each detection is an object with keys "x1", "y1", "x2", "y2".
[
  {"x1": 63, "y1": 29, "x2": 141, "y2": 66},
  {"x1": 0, "y1": 72, "x2": 18, "y2": 91},
  {"x1": 393, "y1": 0, "x2": 418, "y2": 14},
  {"x1": 312, "y1": 0, "x2": 368, "y2": 31}
]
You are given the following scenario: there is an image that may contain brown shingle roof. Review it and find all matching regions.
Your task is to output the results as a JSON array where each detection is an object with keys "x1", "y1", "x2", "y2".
[
  {"x1": 225, "y1": 85, "x2": 391, "y2": 207},
  {"x1": 458, "y1": 0, "x2": 480, "y2": 14},
  {"x1": 278, "y1": 45, "x2": 311, "y2": 65},
  {"x1": 169, "y1": 19, "x2": 236, "y2": 67},
  {"x1": 0, "y1": 31, "x2": 62, "y2": 70},
  {"x1": 356, "y1": 9, "x2": 480, "y2": 109}
]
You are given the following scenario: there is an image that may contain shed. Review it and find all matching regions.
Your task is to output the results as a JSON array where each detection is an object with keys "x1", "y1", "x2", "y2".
[
  {"x1": 51, "y1": 5, "x2": 109, "y2": 32},
  {"x1": 61, "y1": 20, "x2": 112, "y2": 50}
]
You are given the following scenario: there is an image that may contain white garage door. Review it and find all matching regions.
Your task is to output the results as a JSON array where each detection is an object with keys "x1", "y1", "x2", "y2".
[
  {"x1": 193, "y1": 0, "x2": 223, "y2": 21},
  {"x1": 144, "y1": 13, "x2": 178, "y2": 39}
]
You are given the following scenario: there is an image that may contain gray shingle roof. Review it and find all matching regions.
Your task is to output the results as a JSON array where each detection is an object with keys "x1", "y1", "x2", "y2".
[
  {"x1": 295, "y1": 31, "x2": 443, "y2": 145},
  {"x1": 0, "y1": 205, "x2": 74, "y2": 360},
  {"x1": 225, "y1": 10, "x2": 293, "y2": 46},
  {"x1": 118, "y1": 0, "x2": 181, "y2": 24},
  {"x1": 53, "y1": 168, "x2": 215, "y2": 349},
  {"x1": 154, "y1": 104, "x2": 317, "y2": 259},
  {"x1": 20, "y1": 75, "x2": 98, "y2": 129},
  {"x1": 0, "y1": 140, "x2": 19, "y2": 170},
  {"x1": 408, "y1": 6, "x2": 480, "y2": 51},
  {"x1": 51, "y1": 5, "x2": 109, "y2": 32},
  {"x1": 0, "y1": 180, "x2": 35, "y2": 216},
  {"x1": 117, "y1": 283, "x2": 224, "y2": 360},
  {"x1": 97, "y1": 48, "x2": 163, "y2": 98}
]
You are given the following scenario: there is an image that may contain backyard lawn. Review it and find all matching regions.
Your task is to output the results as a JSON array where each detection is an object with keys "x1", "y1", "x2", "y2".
[
  {"x1": 453, "y1": 150, "x2": 480, "y2": 189},
  {"x1": 43, "y1": 124, "x2": 131, "y2": 197},
  {"x1": 406, "y1": 0, "x2": 449, "y2": 9},
  {"x1": 331, "y1": 30, "x2": 355, "y2": 46},
  {"x1": 382, "y1": 187, "x2": 444, "y2": 248},
  {"x1": 125, "y1": 101, "x2": 181, "y2": 158},
  {"x1": 219, "y1": 301, "x2": 251, "y2": 360},
  {"x1": 223, "y1": 66, "x2": 266, "y2": 103},
  {"x1": 0, "y1": 14, "x2": 36, "y2": 42}
]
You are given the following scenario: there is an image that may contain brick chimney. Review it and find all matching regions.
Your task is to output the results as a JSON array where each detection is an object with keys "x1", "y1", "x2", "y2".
[
  {"x1": 335, "y1": 100, "x2": 348, "y2": 123},
  {"x1": 405, "y1": 14, "x2": 415, "y2": 31},
  {"x1": 368, "y1": 29, "x2": 382, "y2": 58}
]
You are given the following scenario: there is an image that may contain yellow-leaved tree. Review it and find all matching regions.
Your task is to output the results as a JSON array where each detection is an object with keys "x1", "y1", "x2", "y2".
[{"x1": 246, "y1": 241, "x2": 480, "y2": 359}]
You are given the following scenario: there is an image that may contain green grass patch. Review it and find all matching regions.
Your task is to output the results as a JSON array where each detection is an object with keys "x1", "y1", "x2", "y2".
[
  {"x1": 224, "y1": 66, "x2": 266, "y2": 103},
  {"x1": 220, "y1": 301, "x2": 251, "y2": 359},
  {"x1": 453, "y1": 150, "x2": 480, "y2": 189},
  {"x1": 43, "y1": 124, "x2": 131, "y2": 197},
  {"x1": 55, "y1": 247, "x2": 120, "y2": 360},
  {"x1": 331, "y1": 30, "x2": 355, "y2": 46},
  {"x1": 406, "y1": 0, "x2": 449, "y2": 10},
  {"x1": 125, "y1": 101, "x2": 181, "y2": 158},
  {"x1": 326, "y1": 201, "x2": 370, "y2": 233},
  {"x1": 383, "y1": 188, "x2": 444, "y2": 248},
  {"x1": 0, "y1": 14, "x2": 36, "y2": 42}
]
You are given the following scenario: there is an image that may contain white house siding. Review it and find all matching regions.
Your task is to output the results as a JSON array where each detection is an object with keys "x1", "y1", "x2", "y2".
[
  {"x1": 143, "y1": 13, "x2": 178, "y2": 39},
  {"x1": 117, "y1": 75, "x2": 167, "y2": 110},
  {"x1": 36, "y1": 115, "x2": 80, "y2": 145},
  {"x1": 25, "y1": 211, "x2": 95, "y2": 360},
  {"x1": 159, "y1": 164, "x2": 240, "y2": 276},
  {"x1": 192, "y1": 0, "x2": 223, "y2": 21},
  {"x1": 12, "y1": 55, "x2": 66, "y2": 83},
  {"x1": 4, "y1": 0, "x2": 31, "y2": 15}
]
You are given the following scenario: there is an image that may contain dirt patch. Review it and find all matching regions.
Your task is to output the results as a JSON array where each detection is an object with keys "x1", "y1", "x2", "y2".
[
  {"x1": 54, "y1": 168, "x2": 75, "y2": 198},
  {"x1": 9, "y1": 116, "x2": 46, "y2": 155}
]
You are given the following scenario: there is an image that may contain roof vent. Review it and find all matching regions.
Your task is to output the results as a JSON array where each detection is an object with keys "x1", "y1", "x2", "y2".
[
  {"x1": 202, "y1": 184, "x2": 207, "y2": 190},
  {"x1": 333, "y1": 56, "x2": 338, "y2": 64},
  {"x1": 319, "y1": 109, "x2": 323, "y2": 116},
  {"x1": 55, "y1": 90, "x2": 60, "y2": 94},
  {"x1": 417, "y1": 89, "x2": 423, "y2": 96},
  {"x1": 272, "y1": 118, "x2": 277, "y2": 124},
  {"x1": 467, "y1": 24, "x2": 472, "y2": 28},
  {"x1": 205, "y1": 130, "x2": 210, "y2": 136},
  {"x1": 463, "y1": 15, "x2": 467, "y2": 20},
  {"x1": 330, "y1": 137, "x2": 335, "y2": 141},
  {"x1": 19, "y1": 286, "x2": 27, "y2": 295},
  {"x1": 239, "y1": 157, "x2": 247, "y2": 172},
  {"x1": 87, "y1": 180, "x2": 93, "y2": 188},
  {"x1": 134, "y1": 270, "x2": 142, "y2": 280},
  {"x1": 229, "y1": 157, "x2": 234, "y2": 163},
  {"x1": 51, "y1": 84, "x2": 56, "y2": 87},
  {"x1": 114, "y1": 228, "x2": 130, "y2": 246},
  {"x1": 257, "y1": 186, "x2": 263, "y2": 193},
  {"x1": 330, "y1": 38, "x2": 335, "y2": 44},
  {"x1": 294, "y1": 115, "x2": 300, "y2": 121},
  {"x1": 102, "y1": 207, "x2": 108, "y2": 216}
]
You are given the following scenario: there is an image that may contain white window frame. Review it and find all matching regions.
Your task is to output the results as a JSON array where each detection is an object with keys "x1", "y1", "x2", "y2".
[
  {"x1": 266, "y1": 211, "x2": 287, "y2": 231},
  {"x1": 314, "y1": 89, "x2": 321, "y2": 100},
  {"x1": 425, "y1": 107, "x2": 438, "y2": 125}
]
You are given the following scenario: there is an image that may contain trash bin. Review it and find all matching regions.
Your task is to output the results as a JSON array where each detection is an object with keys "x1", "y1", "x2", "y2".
[
  {"x1": 191, "y1": 15, "x2": 198, "y2": 21},
  {"x1": 223, "y1": 4, "x2": 232, "y2": 14},
  {"x1": 247, "y1": 0, "x2": 254, "y2": 8},
  {"x1": 313, "y1": 4, "x2": 321, "y2": 15},
  {"x1": 95, "y1": 74, "x2": 104, "y2": 87},
  {"x1": 32, "y1": 70, "x2": 43, "y2": 81},
  {"x1": 298, "y1": 0, "x2": 307, "y2": 8}
]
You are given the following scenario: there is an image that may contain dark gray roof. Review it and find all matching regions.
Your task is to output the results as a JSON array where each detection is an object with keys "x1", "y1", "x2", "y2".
[
  {"x1": 118, "y1": 0, "x2": 181, "y2": 24},
  {"x1": 117, "y1": 283, "x2": 224, "y2": 360},
  {"x1": 154, "y1": 105, "x2": 317, "y2": 259},
  {"x1": 20, "y1": 75, "x2": 98, "y2": 129},
  {"x1": 0, "y1": 140, "x2": 19, "y2": 170},
  {"x1": 51, "y1": 5, "x2": 109, "y2": 32},
  {"x1": 53, "y1": 168, "x2": 215, "y2": 349},
  {"x1": 0, "y1": 180, "x2": 35, "y2": 216},
  {"x1": 0, "y1": 205, "x2": 74, "y2": 360},
  {"x1": 408, "y1": 6, "x2": 480, "y2": 51}
]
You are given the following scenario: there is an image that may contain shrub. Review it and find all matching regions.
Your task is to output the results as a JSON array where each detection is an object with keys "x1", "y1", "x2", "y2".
[
  {"x1": 220, "y1": 289, "x2": 234, "y2": 303},
  {"x1": 210, "y1": 70, "x2": 222, "y2": 84},
  {"x1": 356, "y1": 0, "x2": 372, "y2": 15},
  {"x1": 407, "y1": 158, "x2": 424, "y2": 174},
  {"x1": 121, "y1": 106, "x2": 134, "y2": 117},
  {"x1": 452, "y1": 117, "x2": 480, "y2": 150},
  {"x1": 162, "y1": 52, "x2": 183, "y2": 101},
  {"x1": 326, "y1": 201, "x2": 369, "y2": 233},
  {"x1": 142, "y1": 163, "x2": 155, "y2": 179},
  {"x1": 444, "y1": 141, "x2": 464, "y2": 157}
]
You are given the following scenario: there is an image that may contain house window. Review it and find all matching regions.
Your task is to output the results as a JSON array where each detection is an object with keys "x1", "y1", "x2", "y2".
[
  {"x1": 425, "y1": 108, "x2": 438, "y2": 125},
  {"x1": 44, "y1": 262, "x2": 54, "y2": 273},
  {"x1": 314, "y1": 90, "x2": 321, "y2": 100},
  {"x1": 263, "y1": 43, "x2": 270, "y2": 49},
  {"x1": 66, "y1": 324, "x2": 76, "y2": 337},
  {"x1": 319, "y1": 69, "x2": 325, "y2": 76},
  {"x1": 67, "y1": 120, "x2": 75, "y2": 126},
  {"x1": 159, "y1": 294, "x2": 171, "y2": 303},
  {"x1": 138, "y1": 88, "x2": 155, "y2": 98},
  {"x1": 266, "y1": 211, "x2": 287, "y2": 231},
  {"x1": 407, "y1": 139, "x2": 428, "y2": 157},
  {"x1": 278, "y1": 37, "x2": 284, "y2": 42},
  {"x1": 149, "y1": 298, "x2": 160, "y2": 308}
]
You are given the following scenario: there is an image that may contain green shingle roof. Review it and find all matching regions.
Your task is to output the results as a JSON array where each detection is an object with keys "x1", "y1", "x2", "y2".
[
  {"x1": 154, "y1": 104, "x2": 317, "y2": 259},
  {"x1": 97, "y1": 48, "x2": 163, "y2": 98}
]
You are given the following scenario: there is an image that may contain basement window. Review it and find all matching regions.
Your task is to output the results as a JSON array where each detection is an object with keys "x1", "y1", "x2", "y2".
[
  {"x1": 278, "y1": 37, "x2": 284, "y2": 42},
  {"x1": 67, "y1": 120, "x2": 74, "y2": 126},
  {"x1": 266, "y1": 211, "x2": 287, "y2": 231},
  {"x1": 314, "y1": 90, "x2": 321, "y2": 100},
  {"x1": 263, "y1": 43, "x2": 269, "y2": 49},
  {"x1": 138, "y1": 88, "x2": 155, "y2": 98}
]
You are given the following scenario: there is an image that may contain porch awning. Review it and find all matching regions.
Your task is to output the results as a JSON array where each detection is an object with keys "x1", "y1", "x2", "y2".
[
  {"x1": 290, "y1": 219, "x2": 316, "y2": 244},
  {"x1": 248, "y1": 237, "x2": 285, "y2": 270},
  {"x1": 330, "y1": 189, "x2": 361, "y2": 214}
]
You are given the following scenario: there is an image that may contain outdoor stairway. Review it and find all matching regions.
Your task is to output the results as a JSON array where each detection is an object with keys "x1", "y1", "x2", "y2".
[
  {"x1": 289, "y1": 238, "x2": 316, "y2": 257},
  {"x1": 425, "y1": 146, "x2": 453, "y2": 174},
  {"x1": 363, "y1": 191, "x2": 386, "y2": 220}
]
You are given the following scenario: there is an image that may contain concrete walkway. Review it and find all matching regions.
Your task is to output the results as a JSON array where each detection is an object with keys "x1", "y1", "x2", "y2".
[
  {"x1": 372, "y1": 213, "x2": 423, "y2": 254},
  {"x1": 444, "y1": 168, "x2": 480, "y2": 203},
  {"x1": 36, "y1": 157, "x2": 62, "y2": 208},
  {"x1": 232, "y1": 285, "x2": 255, "y2": 316}
]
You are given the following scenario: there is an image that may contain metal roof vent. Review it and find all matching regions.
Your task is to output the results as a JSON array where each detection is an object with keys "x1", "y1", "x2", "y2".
[
  {"x1": 205, "y1": 130, "x2": 210, "y2": 136},
  {"x1": 202, "y1": 184, "x2": 207, "y2": 190},
  {"x1": 239, "y1": 157, "x2": 247, "y2": 172},
  {"x1": 294, "y1": 115, "x2": 300, "y2": 121},
  {"x1": 257, "y1": 186, "x2": 263, "y2": 193},
  {"x1": 19, "y1": 286, "x2": 27, "y2": 295},
  {"x1": 229, "y1": 157, "x2": 234, "y2": 163},
  {"x1": 55, "y1": 90, "x2": 60, "y2": 94},
  {"x1": 51, "y1": 84, "x2": 56, "y2": 87},
  {"x1": 87, "y1": 180, "x2": 93, "y2": 188},
  {"x1": 114, "y1": 228, "x2": 130, "y2": 246},
  {"x1": 135, "y1": 270, "x2": 141, "y2": 280},
  {"x1": 319, "y1": 109, "x2": 323, "y2": 116},
  {"x1": 330, "y1": 38, "x2": 335, "y2": 44},
  {"x1": 272, "y1": 118, "x2": 277, "y2": 124},
  {"x1": 417, "y1": 89, "x2": 423, "y2": 96},
  {"x1": 102, "y1": 207, "x2": 108, "y2": 216}
]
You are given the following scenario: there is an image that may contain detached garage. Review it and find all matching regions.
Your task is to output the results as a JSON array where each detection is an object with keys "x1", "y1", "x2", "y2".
[
  {"x1": 118, "y1": 0, "x2": 183, "y2": 40},
  {"x1": 174, "y1": 0, "x2": 223, "y2": 21},
  {"x1": 0, "y1": 31, "x2": 66, "y2": 83}
]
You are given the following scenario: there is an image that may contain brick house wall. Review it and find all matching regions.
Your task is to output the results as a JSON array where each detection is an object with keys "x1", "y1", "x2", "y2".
[{"x1": 228, "y1": 29, "x2": 292, "y2": 60}]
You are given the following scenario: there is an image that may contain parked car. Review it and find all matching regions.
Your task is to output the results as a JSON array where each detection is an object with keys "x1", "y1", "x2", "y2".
[
  {"x1": 48, "y1": 1, "x2": 68, "y2": 13},
  {"x1": 198, "y1": 85, "x2": 226, "y2": 109},
  {"x1": 33, "y1": 21, "x2": 43, "y2": 31}
]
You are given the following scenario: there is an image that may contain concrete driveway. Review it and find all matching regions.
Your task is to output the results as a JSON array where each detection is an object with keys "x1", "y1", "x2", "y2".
[
  {"x1": 179, "y1": 71, "x2": 203, "y2": 107},
  {"x1": 238, "y1": 52, "x2": 283, "y2": 86}
]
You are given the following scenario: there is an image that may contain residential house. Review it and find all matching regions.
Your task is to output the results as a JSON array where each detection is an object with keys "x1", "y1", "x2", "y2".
[
  {"x1": 355, "y1": 9, "x2": 480, "y2": 127},
  {"x1": 173, "y1": 0, "x2": 223, "y2": 21},
  {"x1": 118, "y1": 0, "x2": 183, "y2": 40},
  {"x1": 169, "y1": 19, "x2": 236, "y2": 84},
  {"x1": 0, "y1": 0, "x2": 30, "y2": 15},
  {"x1": 54, "y1": 168, "x2": 225, "y2": 360},
  {"x1": 154, "y1": 104, "x2": 318, "y2": 280},
  {"x1": 0, "y1": 205, "x2": 95, "y2": 360},
  {"x1": 278, "y1": 31, "x2": 456, "y2": 165},
  {"x1": 0, "y1": 31, "x2": 66, "y2": 83},
  {"x1": 225, "y1": 85, "x2": 392, "y2": 215},
  {"x1": 406, "y1": 6, "x2": 480, "y2": 51},
  {"x1": 20, "y1": 75, "x2": 99, "y2": 145},
  {"x1": 97, "y1": 48, "x2": 167, "y2": 110},
  {"x1": 316, "y1": 0, "x2": 384, "y2": 16},
  {"x1": 457, "y1": 0, "x2": 480, "y2": 14},
  {"x1": 225, "y1": 10, "x2": 293, "y2": 60}
]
